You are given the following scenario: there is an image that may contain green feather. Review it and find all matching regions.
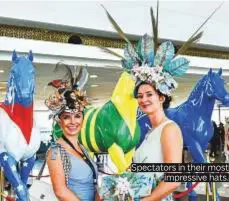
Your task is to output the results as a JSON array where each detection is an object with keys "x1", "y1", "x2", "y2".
[
  {"x1": 176, "y1": 32, "x2": 203, "y2": 55},
  {"x1": 102, "y1": 5, "x2": 139, "y2": 61},
  {"x1": 99, "y1": 46, "x2": 125, "y2": 59},
  {"x1": 176, "y1": 2, "x2": 223, "y2": 56},
  {"x1": 102, "y1": 6, "x2": 132, "y2": 46},
  {"x1": 150, "y1": 1, "x2": 159, "y2": 55}
]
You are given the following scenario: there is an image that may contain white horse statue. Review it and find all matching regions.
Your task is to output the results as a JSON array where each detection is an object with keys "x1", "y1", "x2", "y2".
[{"x1": 0, "y1": 51, "x2": 40, "y2": 201}]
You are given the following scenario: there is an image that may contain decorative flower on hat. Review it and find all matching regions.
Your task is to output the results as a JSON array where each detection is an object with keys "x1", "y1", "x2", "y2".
[
  {"x1": 99, "y1": 2, "x2": 219, "y2": 95},
  {"x1": 128, "y1": 37, "x2": 191, "y2": 95}
]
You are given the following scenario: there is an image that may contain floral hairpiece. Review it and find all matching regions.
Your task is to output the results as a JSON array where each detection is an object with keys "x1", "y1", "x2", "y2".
[
  {"x1": 132, "y1": 63, "x2": 178, "y2": 96},
  {"x1": 45, "y1": 63, "x2": 88, "y2": 120}
]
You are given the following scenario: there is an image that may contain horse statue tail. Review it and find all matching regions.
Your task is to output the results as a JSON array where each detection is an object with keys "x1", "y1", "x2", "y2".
[{"x1": 78, "y1": 71, "x2": 140, "y2": 172}]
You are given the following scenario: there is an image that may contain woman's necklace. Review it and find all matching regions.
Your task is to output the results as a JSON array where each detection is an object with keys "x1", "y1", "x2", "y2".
[
  {"x1": 61, "y1": 135, "x2": 97, "y2": 185},
  {"x1": 62, "y1": 135, "x2": 86, "y2": 159}
]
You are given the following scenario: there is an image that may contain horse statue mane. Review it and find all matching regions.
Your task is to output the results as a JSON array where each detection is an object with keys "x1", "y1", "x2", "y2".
[{"x1": 0, "y1": 51, "x2": 40, "y2": 201}]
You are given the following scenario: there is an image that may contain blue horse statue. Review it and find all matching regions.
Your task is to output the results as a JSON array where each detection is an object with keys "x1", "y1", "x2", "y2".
[
  {"x1": 0, "y1": 51, "x2": 40, "y2": 201},
  {"x1": 137, "y1": 68, "x2": 229, "y2": 201}
]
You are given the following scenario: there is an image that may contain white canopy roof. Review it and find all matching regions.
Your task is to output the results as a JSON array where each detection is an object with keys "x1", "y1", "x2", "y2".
[{"x1": 0, "y1": 1, "x2": 227, "y2": 48}]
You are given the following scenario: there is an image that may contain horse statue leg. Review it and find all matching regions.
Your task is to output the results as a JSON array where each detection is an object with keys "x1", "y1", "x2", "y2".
[
  {"x1": 19, "y1": 155, "x2": 36, "y2": 186},
  {"x1": 184, "y1": 133, "x2": 220, "y2": 201},
  {"x1": 183, "y1": 131, "x2": 205, "y2": 201},
  {"x1": 0, "y1": 153, "x2": 29, "y2": 201},
  {"x1": 108, "y1": 144, "x2": 135, "y2": 173}
]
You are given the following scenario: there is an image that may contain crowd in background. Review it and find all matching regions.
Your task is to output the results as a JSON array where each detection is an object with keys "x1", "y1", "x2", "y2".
[{"x1": 210, "y1": 121, "x2": 226, "y2": 160}]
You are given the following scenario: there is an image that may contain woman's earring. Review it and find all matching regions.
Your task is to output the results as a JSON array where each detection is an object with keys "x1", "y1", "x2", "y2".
[{"x1": 160, "y1": 96, "x2": 165, "y2": 103}]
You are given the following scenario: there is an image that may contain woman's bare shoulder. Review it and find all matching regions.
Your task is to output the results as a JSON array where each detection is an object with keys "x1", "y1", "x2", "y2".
[
  {"x1": 164, "y1": 120, "x2": 181, "y2": 132},
  {"x1": 161, "y1": 120, "x2": 182, "y2": 141}
]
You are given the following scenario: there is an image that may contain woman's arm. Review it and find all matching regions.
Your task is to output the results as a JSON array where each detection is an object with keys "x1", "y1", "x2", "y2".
[
  {"x1": 141, "y1": 122, "x2": 183, "y2": 201},
  {"x1": 47, "y1": 149, "x2": 81, "y2": 201}
]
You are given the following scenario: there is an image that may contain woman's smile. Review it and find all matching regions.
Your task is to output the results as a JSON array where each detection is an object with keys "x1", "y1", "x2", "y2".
[
  {"x1": 141, "y1": 103, "x2": 152, "y2": 109},
  {"x1": 66, "y1": 125, "x2": 78, "y2": 132}
]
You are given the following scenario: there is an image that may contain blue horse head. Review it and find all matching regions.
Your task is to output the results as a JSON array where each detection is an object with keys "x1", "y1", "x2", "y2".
[
  {"x1": 189, "y1": 68, "x2": 229, "y2": 107},
  {"x1": 137, "y1": 68, "x2": 229, "y2": 162},
  {"x1": 205, "y1": 68, "x2": 229, "y2": 105},
  {"x1": 5, "y1": 51, "x2": 35, "y2": 107}
]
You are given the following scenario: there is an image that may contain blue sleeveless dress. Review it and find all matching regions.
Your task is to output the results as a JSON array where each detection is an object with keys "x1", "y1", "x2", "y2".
[
  {"x1": 50, "y1": 144, "x2": 97, "y2": 201},
  {"x1": 67, "y1": 152, "x2": 96, "y2": 201}
]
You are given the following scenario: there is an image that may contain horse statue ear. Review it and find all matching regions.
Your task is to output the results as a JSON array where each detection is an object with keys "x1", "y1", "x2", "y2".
[
  {"x1": 12, "y1": 50, "x2": 18, "y2": 62},
  {"x1": 208, "y1": 68, "x2": 212, "y2": 76},
  {"x1": 28, "y1": 50, "x2": 33, "y2": 62},
  {"x1": 218, "y1": 68, "x2": 222, "y2": 76}
]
